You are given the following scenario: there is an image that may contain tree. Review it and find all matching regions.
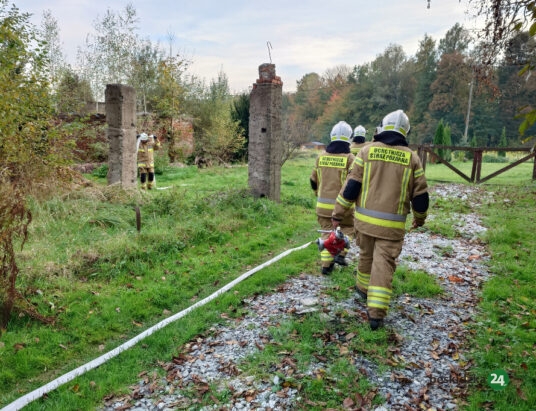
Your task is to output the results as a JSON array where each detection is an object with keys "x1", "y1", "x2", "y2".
[
  {"x1": 129, "y1": 39, "x2": 163, "y2": 113},
  {"x1": 77, "y1": 3, "x2": 139, "y2": 104},
  {"x1": 498, "y1": 126, "x2": 508, "y2": 156},
  {"x1": 294, "y1": 72, "x2": 329, "y2": 122},
  {"x1": 457, "y1": 1, "x2": 536, "y2": 139},
  {"x1": 188, "y1": 70, "x2": 246, "y2": 165},
  {"x1": 56, "y1": 67, "x2": 94, "y2": 114},
  {"x1": 433, "y1": 120, "x2": 448, "y2": 160},
  {"x1": 429, "y1": 52, "x2": 472, "y2": 142},
  {"x1": 153, "y1": 54, "x2": 188, "y2": 119},
  {"x1": 496, "y1": 31, "x2": 536, "y2": 138},
  {"x1": 230, "y1": 93, "x2": 250, "y2": 161},
  {"x1": 344, "y1": 63, "x2": 382, "y2": 135},
  {"x1": 369, "y1": 44, "x2": 415, "y2": 113},
  {"x1": 411, "y1": 34, "x2": 438, "y2": 143},
  {"x1": 1, "y1": 0, "x2": 66, "y2": 330},
  {"x1": 40, "y1": 9, "x2": 65, "y2": 96},
  {"x1": 438, "y1": 23, "x2": 471, "y2": 56}
]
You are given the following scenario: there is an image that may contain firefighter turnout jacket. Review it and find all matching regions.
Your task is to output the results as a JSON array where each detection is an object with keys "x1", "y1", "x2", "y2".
[
  {"x1": 310, "y1": 148, "x2": 355, "y2": 220},
  {"x1": 333, "y1": 137, "x2": 428, "y2": 240},
  {"x1": 350, "y1": 141, "x2": 368, "y2": 156},
  {"x1": 137, "y1": 136, "x2": 161, "y2": 170}
]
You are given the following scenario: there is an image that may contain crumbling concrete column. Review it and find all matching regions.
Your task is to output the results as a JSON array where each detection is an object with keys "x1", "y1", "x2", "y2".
[
  {"x1": 248, "y1": 63, "x2": 283, "y2": 202},
  {"x1": 105, "y1": 84, "x2": 137, "y2": 188}
]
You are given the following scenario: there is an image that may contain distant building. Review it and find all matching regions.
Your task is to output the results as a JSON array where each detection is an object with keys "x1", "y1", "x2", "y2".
[{"x1": 302, "y1": 141, "x2": 326, "y2": 150}]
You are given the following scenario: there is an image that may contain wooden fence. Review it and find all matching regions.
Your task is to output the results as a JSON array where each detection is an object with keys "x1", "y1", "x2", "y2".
[{"x1": 410, "y1": 145, "x2": 536, "y2": 184}]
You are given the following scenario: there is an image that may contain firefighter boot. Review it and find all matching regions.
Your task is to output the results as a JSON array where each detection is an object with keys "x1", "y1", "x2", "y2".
[
  {"x1": 355, "y1": 286, "x2": 367, "y2": 301},
  {"x1": 333, "y1": 254, "x2": 348, "y2": 266},
  {"x1": 367, "y1": 311, "x2": 384, "y2": 331},
  {"x1": 321, "y1": 263, "x2": 334, "y2": 275}
]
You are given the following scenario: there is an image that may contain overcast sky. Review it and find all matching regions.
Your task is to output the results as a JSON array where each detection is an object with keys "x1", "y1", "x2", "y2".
[{"x1": 18, "y1": 0, "x2": 481, "y2": 93}]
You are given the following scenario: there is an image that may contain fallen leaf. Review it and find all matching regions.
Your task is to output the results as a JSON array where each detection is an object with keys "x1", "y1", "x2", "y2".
[
  {"x1": 13, "y1": 343, "x2": 25, "y2": 352},
  {"x1": 343, "y1": 397, "x2": 354, "y2": 408},
  {"x1": 448, "y1": 275, "x2": 463, "y2": 283}
]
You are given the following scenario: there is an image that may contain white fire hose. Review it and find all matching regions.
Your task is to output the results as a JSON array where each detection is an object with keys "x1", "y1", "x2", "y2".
[{"x1": 2, "y1": 241, "x2": 312, "y2": 411}]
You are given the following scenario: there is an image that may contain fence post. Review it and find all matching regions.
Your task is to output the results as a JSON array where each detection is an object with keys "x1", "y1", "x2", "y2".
[
  {"x1": 470, "y1": 149, "x2": 483, "y2": 183},
  {"x1": 417, "y1": 145, "x2": 427, "y2": 171}
]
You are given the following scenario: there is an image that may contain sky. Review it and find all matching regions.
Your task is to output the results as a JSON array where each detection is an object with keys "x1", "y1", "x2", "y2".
[{"x1": 18, "y1": 0, "x2": 482, "y2": 94}]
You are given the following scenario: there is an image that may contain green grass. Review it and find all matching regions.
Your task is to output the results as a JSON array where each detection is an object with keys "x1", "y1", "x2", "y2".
[
  {"x1": 1, "y1": 157, "x2": 320, "y2": 409},
  {"x1": 1, "y1": 151, "x2": 535, "y2": 410},
  {"x1": 423, "y1": 158, "x2": 534, "y2": 185},
  {"x1": 392, "y1": 266, "x2": 443, "y2": 298},
  {"x1": 462, "y1": 185, "x2": 536, "y2": 410}
]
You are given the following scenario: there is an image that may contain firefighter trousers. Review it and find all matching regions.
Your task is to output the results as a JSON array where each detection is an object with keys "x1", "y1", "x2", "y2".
[{"x1": 356, "y1": 232, "x2": 404, "y2": 320}]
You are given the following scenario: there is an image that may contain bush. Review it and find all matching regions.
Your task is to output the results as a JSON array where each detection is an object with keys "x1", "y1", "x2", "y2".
[
  {"x1": 92, "y1": 164, "x2": 109, "y2": 178},
  {"x1": 483, "y1": 155, "x2": 509, "y2": 163}
]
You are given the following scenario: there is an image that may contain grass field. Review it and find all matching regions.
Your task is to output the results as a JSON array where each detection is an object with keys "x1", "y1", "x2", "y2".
[{"x1": 1, "y1": 151, "x2": 535, "y2": 410}]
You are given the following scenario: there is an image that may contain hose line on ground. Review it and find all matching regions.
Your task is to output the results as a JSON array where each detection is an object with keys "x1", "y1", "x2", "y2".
[{"x1": 2, "y1": 241, "x2": 313, "y2": 411}]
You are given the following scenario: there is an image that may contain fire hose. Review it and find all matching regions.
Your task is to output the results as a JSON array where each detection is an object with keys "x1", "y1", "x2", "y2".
[{"x1": 1, "y1": 241, "x2": 313, "y2": 411}]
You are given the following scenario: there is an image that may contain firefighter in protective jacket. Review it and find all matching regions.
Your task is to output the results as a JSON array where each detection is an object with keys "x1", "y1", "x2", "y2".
[
  {"x1": 332, "y1": 110, "x2": 429, "y2": 330},
  {"x1": 310, "y1": 121, "x2": 355, "y2": 275},
  {"x1": 137, "y1": 133, "x2": 161, "y2": 189}
]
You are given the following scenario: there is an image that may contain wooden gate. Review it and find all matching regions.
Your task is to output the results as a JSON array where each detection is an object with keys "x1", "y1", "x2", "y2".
[{"x1": 411, "y1": 145, "x2": 536, "y2": 184}]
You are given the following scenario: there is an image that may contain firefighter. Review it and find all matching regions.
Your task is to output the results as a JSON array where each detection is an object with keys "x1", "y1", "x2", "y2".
[
  {"x1": 332, "y1": 110, "x2": 429, "y2": 330},
  {"x1": 137, "y1": 133, "x2": 161, "y2": 189},
  {"x1": 310, "y1": 121, "x2": 355, "y2": 275},
  {"x1": 350, "y1": 125, "x2": 368, "y2": 155}
]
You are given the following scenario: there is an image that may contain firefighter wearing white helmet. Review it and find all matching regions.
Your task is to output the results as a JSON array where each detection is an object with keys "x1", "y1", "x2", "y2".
[
  {"x1": 350, "y1": 125, "x2": 368, "y2": 155},
  {"x1": 332, "y1": 109, "x2": 429, "y2": 330},
  {"x1": 310, "y1": 121, "x2": 355, "y2": 275},
  {"x1": 137, "y1": 132, "x2": 161, "y2": 189}
]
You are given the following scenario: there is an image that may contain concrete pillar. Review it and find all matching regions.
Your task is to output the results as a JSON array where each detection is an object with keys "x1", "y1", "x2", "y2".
[
  {"x1": 248, "y1": 63, "x2": 283, "y2": 202},
  {"x1": 105, "y1": 84, "x2": 137, "y2": 188}
]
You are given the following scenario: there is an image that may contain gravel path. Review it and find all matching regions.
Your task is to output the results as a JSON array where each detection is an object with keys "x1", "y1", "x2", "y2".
[{"x1": 101, "y1": 184, "x2": 492, "y2": 411}]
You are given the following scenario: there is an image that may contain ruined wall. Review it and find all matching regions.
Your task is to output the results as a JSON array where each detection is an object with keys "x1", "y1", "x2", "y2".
[
  {"x1": 248, "y1": 63, "x2": 283, "y2": 202},
  {"x1": 105, "y1": 84, "x2": 137, "y2": 188}
]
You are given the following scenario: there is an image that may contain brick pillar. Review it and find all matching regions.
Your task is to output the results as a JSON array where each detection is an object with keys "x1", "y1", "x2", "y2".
[
  {"x1": 248, "y1": 63, "x2": 283, "y2": 202},
  {"x1": 105, "y1": 84, "x2": 137, "y2": 188}
]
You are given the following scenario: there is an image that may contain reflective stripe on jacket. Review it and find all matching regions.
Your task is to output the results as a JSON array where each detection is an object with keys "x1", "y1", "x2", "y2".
[
  {"x1": 334, "y1": 142, "x2": 428, "y2": 240},
  {"x1": 310, "y1": 152, "x2": 355, "y2": 218},
  {"x1": 137, "y1": 137, "x2": 161, "y2": 168}
]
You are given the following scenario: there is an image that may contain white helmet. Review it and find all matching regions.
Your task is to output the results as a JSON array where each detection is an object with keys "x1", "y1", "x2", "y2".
[
  {"x1": 139, "y1": 133, "x2": 149, "y2": 141},
  {"x1": 353, "y1": 125, "x2": 366, "y2": 138},
  {"x1": 380, "y1": 110, "x2": 410, "y2": 137},
  {"x1": 330, "y1": 121, "x2": 352, "y2": 143}
]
